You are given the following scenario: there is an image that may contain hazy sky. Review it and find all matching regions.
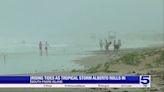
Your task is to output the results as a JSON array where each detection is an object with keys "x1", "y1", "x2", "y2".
[{"x1": 0, "y1": 0, "x2": 163, "y2": 39}]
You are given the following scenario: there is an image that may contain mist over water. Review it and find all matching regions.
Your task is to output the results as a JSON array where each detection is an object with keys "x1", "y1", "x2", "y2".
[
  {"x1": 0, "y1": 31, "x2": 163, "y2": 75},
  {"x1": 0, "y1": 30, "x2": 163, "y2": 53}
]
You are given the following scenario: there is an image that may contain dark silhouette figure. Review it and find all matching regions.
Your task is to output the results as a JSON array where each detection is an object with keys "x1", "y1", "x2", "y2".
[
  {"x1": 45, "y1": 41, "x2": 49, "y2": 55},
  {"x1": 105, "y1": 39, "x2": 108, "y2": 45},
  {"x1": 114, "y1": 40, "x2": 121, "y2": 53},
  {"x1": 105, "y1": 40, "x2": 112, "y2": 53},
  {"x1": 99, "y1": 39, "x2": 103, "y2": 50},
  {"x1": 39, "y1": 41, "x2": 43, "y2": 56}
]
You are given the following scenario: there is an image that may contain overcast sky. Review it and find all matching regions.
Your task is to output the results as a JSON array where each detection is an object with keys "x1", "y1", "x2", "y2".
[{"x1": 0, "y1": 0, "x2": 163, "y2": 38}]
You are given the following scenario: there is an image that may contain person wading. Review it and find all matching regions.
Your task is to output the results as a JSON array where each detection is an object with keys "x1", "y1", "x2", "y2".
[
  {"x1": 113, "y1": 40, "x2": 121, "y2": 53},
  {"x1": 39, "y1": 41, "x2": 43, "y2": 56},
  {"x1": 105, "y1": 40, "x2": 112, "y2": 54},
  {"x1": 45, "y1": 41, "x2": 49, "y2": 55},
  {"x1": 99, "y1": 39, "x2": 103, "y2": 50}
]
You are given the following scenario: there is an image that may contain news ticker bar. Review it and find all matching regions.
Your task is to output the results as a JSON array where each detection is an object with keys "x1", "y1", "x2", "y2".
[{"x1": 0, "y1": 75, "x2": 151, "y2": 88}]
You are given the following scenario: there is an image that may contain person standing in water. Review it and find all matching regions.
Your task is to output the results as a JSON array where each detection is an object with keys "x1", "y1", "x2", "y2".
[
  {"x1": 99, "y1": 39, "x2": 103, "y2": 50},
  {"x1": 118, "y1": 39, "x2": 121, "y2": 48},
  {"x1": 45, "y1": 41, "x2": 49, "y2": 55},
  {"x1": 105, "y1": 40, "x2": 112, "y2": 53},
  {"x1": 117, "y1": 39, "x2": 121, "y2": 52},
  {"x1": 113, "y1": 40, "x2": 116, "y2": 52},
  {"x1": 113, "y1": 39, "x2": 121, "y2": 53},
  {"x1": 39, "y1": 41, "x2": 43, "y2": 56}
]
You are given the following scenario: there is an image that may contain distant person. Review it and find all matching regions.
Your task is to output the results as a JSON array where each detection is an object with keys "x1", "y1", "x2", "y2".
[
  {"x1": 105, "y1": 39, "x2": 108, "y2": 45},
  {"x1": 105, "y1": 39, "x2": 108, "y2": 51},
  {"x1": 105, "y1": 40, "x2": 112, "y2": 53},
  {"x1": 99, "y1": 39, "x2": 103, "y2": 50},
  {"x1": 45, "y1": 41, "x2": 49, "y2": 55},
  {"x1": 39, "y1": 41, "x2": 43, "y2": 56},
  {"x1": 118, "y1": 40, "x2": 121, "y2": 47},
  {"x1": 113, "y1": 40, "x2": 116, "y2": 52},
  {"x1": 113, "y1": 40, "x2": 121, "y2": 53}
]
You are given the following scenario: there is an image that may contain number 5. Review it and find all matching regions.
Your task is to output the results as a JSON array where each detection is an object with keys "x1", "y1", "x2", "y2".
[{"x1": 141, "y1": 76, "x2": 150, "y2": 84}]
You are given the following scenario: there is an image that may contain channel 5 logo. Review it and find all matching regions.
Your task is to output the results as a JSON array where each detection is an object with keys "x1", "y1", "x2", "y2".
[{"x1": 140, "y1": 75, "x2": 151, "y2": 87}]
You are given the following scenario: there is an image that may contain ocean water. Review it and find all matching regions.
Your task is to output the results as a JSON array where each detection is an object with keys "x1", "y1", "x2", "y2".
[{"x1": 0, "y1": 31, "x2": 163, "y2": 75}]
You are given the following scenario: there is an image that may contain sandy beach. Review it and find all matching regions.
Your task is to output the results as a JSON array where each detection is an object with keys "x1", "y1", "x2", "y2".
[{"x1": 72, "y1": 47, "x2": 164, "y2": 92}]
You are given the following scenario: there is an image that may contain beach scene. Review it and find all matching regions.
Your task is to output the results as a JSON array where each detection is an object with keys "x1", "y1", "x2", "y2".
[{"x1": 0, "y1": 0, "x2": 163, "y2": 92}]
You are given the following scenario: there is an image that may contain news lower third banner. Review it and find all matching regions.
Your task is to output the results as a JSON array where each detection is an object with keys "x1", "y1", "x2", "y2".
[{"x1": 0, "y1": 75, "x2": 151, "y2": 88}]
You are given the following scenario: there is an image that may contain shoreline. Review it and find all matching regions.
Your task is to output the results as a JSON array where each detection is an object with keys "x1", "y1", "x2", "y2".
[
  {"x1": 3, "y1": 46, "x2": 163, "y2": 76},
  {"x1": 73, "y1": 46, "x2": 161, "y2": 68}
]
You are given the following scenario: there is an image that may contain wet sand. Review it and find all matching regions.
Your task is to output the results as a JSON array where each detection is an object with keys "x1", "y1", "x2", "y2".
[{"x1": 74, "y1": 47, "x2": 155, "y2": 68}]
